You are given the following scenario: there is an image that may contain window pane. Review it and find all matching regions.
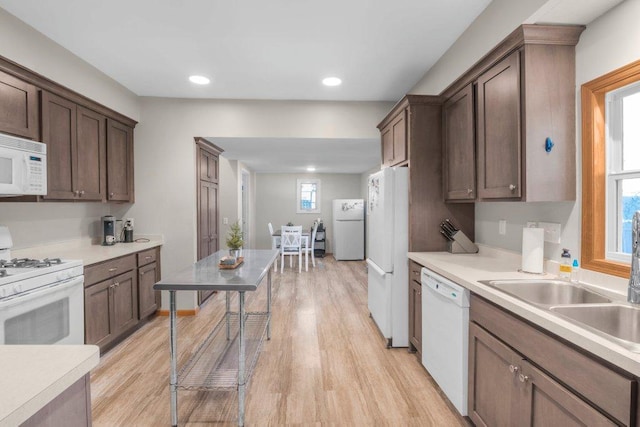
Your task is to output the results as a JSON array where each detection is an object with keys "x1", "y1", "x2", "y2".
[
  {"x1": 300, "y1": 183, "x2": 317, "y2": 210},
  {"x1": 622, "y1": 91, "x2": 640, "y2": 170},
  {"x1": 621, "y1": 178, "x2": 640, "y2": 254}
]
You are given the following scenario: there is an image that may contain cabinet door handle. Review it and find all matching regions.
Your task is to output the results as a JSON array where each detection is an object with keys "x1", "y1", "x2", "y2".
[
  {"x1": 417, "y1": 291, "x2": 421, "y2": 296},
  {"x1": 109, "y1": 192, "x2": 114, "y2": 198},
  {"x1": 509, "y1": 184, "x2": 517, "y2": 191},
  {"x1": 108, "y1": 267, "x2": 117, "y2": 272},
  {"x1": 140, "y1": 271, "x2": 145, "y2": 276},
  {"x1": 467, "y1": 188, "x2": 473, "y2": 195},
  {"x1": 145, "y1": 256, "x2": 152, "y2": 260},
  {"x1": 509, "y1": 364, "x2": 519, "y2": 374},
  {"x1": 74, "y1": 190, "x2": 79, "y2": 196},
  {"x1": 79, "y1": 190, "x2": 85, "y2": 196},
  {"x1": 412, "y1": 271, "x2": 420, "y2": 276},
  {"x1": 518, "y1": 373, "x2": 529, "y2": 383},
  {"x1": 114, "y1": 282, "x2": 120, "y2": 287}
]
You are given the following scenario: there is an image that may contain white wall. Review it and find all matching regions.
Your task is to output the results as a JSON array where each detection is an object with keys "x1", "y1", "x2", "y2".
[
  {"x1": 0, "y1": 8, "x2": 140, "y2": 121},
  {"x1": 411, "y1": 0, "x2": 640, "y2": 265},
  {"x1": 254, "y1": 173, "x2": 362, "y2": 252}
]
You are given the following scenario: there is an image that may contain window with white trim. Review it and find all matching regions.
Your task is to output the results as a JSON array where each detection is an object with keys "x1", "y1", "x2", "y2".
[
  {"x1": 606, "y1": 81, "x2": 640, "y2": 262},
  {"x1": 296, "y1": 178, "x2": 321, "y2": 214}
]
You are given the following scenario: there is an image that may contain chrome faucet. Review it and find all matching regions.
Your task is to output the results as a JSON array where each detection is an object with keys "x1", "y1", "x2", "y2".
[{"x1": 629, "y1": 211, "x2": 640, "y2": 303}]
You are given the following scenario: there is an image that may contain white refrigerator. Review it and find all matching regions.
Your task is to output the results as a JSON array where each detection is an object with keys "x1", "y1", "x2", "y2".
[
  {"x1": 332, "y1": 199, "x2": 365, "y2": 260},
  {"x1": 366, "y1": 167, "x2": 408, "y2": 348}
]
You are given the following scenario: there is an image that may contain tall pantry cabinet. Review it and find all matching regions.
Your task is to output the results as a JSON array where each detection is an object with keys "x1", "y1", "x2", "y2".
[{"x1": 196, "y1": 138, "x2": 223, "y2": 304}]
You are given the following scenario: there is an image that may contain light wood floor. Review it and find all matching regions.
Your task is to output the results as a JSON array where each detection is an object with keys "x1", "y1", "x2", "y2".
[{"x1": 90, "y1": 256, "x2": 466, "y2": 426}]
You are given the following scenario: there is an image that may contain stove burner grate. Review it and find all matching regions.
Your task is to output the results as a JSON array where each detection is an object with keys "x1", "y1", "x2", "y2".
[{"x1": 0, "y1": 258, "x2": 64, "y2": 269}]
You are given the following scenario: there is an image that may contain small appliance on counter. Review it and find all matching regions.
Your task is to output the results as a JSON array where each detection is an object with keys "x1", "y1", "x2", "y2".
[
  {"x1": 123, "y1": 218, "x2": 134, "y2": 243},
  {"x1": 439, "y1": 219, "x2": 479, "y2": 254},
  {"x1": 102, "y1": 215, "x2": 116, "y2": 246}
]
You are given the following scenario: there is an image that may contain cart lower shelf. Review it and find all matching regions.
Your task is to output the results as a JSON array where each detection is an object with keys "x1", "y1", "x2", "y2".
[{"x1": 178, "y1": 312, "x2": 269, "y2": 391}]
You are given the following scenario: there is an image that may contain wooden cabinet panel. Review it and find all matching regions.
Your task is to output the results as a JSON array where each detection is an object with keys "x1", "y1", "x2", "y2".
[
  {"x1": 476, "y1": 51, "x2": 521, "y2": 199},
  {"x1": 391, "y1": 112, "x2": 407, "y2": 166},
  {"x1": 41, "y1": 91, "x2": 77, "y2": 200},
  {"x1": 138, "y1": 262, "x2": 158, "y2": 319},
  {"x1": 199, "y1": 149, "x2": 219, "y2": 183},
  {"x1": 408, "y1": 260, "x2": 423, "y2": 355},
  {"x1": 379, "y1": 110, "x2": 407, "y2": 168},
  {"x1": 76, "y1": 106, "x2": 106, "y2": 200},
  {"x1": 106, "y1": 118, "x2": 134, "y2": 202},
  {"x1": 522, "y1": 361, "x2": 615, "y2": 427},
  {"x1": 137, "y1": 248, "x2": 157, "y2": 267},
  {"x1": 84, "y1": 279, "x2": 113, "y2": 348},
  {"x1": 381, "y1": 126, "x2": 394, "y2": 166},
  {"x1": 471, "y1": 294, "x2": 634, "y2": 426},
  {"x1": 111, "y1": 270, "x2": 138, "y2": 337},
  {"x1": 469, "y1": 322, "x2": 521, "y2": 427},
  {"x1": 0, "y1": 69, "x2": 39, "y2": 140},
  {"x1": 84, "y1": 254, "x2": 136, "y2": 285},
  {"x1": 199, "y1": 181, "x2": 219, "y2": 260},
  {"x1": 22, "y1": 374, "x2": 91, "y2": 427},
  {"x1": 443, "y1": 84, "x2": 476, "y2": 201}
]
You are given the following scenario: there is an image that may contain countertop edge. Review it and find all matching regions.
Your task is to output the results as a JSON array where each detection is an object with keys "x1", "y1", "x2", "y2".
[
  {"x1": 408, "y1": 251, "x2": 640, "y2": 377},
  {"x1": 1, "y1": 345, "x2": 100, "y2": 426}
]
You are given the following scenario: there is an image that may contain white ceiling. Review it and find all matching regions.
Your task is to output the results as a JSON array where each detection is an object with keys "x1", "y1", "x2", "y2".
[
  {"x1": 0, "y1": 0, "x2": 623, "y2": 174},
  {"x1": 0, "y1": 0, "x2": 491, "y2": 101},
  {"x1": 210, "y1": 137, "x2": 380, "y2": 174}
]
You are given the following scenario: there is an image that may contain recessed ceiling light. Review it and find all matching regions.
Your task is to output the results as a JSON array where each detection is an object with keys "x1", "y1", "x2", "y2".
[
  {"x1": 307, "y1": 166, "x2": 316, "y2": 172},
  {"x1": 189, "y1": 75, "x2": 210, "y2": 85},
  {"x1": 322, "y1": 77, "x2": 342, "y2": 87}
]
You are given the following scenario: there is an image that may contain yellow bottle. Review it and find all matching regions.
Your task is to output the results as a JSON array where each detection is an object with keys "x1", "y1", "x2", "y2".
[{"x1": 559, "y1": 248, "x2": 572, "y2": 279}]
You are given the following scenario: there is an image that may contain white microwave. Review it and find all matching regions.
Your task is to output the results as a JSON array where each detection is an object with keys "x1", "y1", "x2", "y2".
[{"x1": 0, "y1": 132, "x2": 47, "y2": 196}]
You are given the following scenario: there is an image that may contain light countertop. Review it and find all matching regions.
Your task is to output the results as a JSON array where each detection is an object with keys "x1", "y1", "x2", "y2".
[
  {"x1": 12, "y1": 235, "x2": 164, "y2": 266},
  {"x1": 0, "y1": 345, "x2": 99, "y2": 426},
  {"x1": 408, "y1": 247, "x2": 640, "y2": 377}
]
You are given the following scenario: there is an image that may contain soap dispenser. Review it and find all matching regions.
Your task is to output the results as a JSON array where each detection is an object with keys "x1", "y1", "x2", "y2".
[{"x1": 559, "y1": 248, "x2": 572, "y2": 279}]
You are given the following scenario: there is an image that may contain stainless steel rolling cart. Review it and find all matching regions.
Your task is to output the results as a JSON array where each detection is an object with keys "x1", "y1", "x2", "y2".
[{"x1": 154, "y1": 249, "x2": 279, "y2": 427}]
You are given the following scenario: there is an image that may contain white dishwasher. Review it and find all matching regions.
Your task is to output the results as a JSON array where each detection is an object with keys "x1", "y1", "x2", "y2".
[{"x1": 421, "y1": 267, "x2": 470, "y2": 416}]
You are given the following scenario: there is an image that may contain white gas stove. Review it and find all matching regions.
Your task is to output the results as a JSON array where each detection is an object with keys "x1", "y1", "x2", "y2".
[
  {"x1": 0, "y1": 258, "x2": 84, "y2": 299},
  {"x1": 0, "y1": 226, "x2": 85, "y2": 345}
]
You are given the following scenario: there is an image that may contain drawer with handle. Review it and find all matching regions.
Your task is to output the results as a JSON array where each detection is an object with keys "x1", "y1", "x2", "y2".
[
  {"x1": 84, "y1": 254, "x2": 136, "y2": 286},
  {"x1": 137, "y1": 248, "x2": 157, "y2": 267}
]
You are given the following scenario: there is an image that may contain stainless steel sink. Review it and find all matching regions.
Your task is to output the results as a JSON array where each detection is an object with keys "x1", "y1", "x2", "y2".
[
  {"x1": 550, "y1": 304, "x2": 640, "y2": 352},
  {"x1": 479, "y1": 279, "x2": 612, "y2": 307}
]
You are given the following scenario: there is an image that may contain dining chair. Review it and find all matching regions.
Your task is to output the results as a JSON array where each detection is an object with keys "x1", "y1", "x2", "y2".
[
  {"x1": 268, "y1": 222, "x2": 280, "y2": 271},
  {"x1": 303, "y1": 221, "x2": 319, "y2": 268},
  {"x1": 280, "y1": 225, "x2": 302, "y2": 273}
]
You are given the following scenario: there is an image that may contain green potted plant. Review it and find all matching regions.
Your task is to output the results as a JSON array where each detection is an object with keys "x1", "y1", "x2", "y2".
[{"x1": 226, "y1": 220, "x2": 244, "y2": 258}]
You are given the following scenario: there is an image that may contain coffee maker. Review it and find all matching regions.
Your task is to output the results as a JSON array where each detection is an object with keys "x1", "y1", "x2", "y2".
[{"x1": 102, "y1": 215, "x2": 116, "y2": 246}]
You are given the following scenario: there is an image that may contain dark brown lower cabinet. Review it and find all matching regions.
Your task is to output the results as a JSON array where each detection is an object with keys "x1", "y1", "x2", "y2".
[
  {"x1": 138, "y1": 262, "x2": 158, "y2": 319},
  {"x1": 85, "y1": 247, "x2": 161, "y2": 353},
  {"x1": 85, "y1": 270, "x2": 137, "y2": 349},
  {"x1": 21, "y1": 374, "x2": 91, "y2": 427},
  {"x1": 469, "y1": 323, "x2": 614, "y2": 426},
  {"x1": 469, "y1": 294, "x2": 633, "y2": 426},
  {"x1": 408, "y1": 260, "x2": 423, "y2": 356}
]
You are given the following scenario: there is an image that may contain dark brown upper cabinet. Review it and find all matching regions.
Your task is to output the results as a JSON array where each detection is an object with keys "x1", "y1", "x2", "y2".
[
  {"x1": 0, "y1": 69, "x2": 39, "y2": 140},
  {"x1": 106, "y1": 119, "x2": 134, "y2": 203},
  {"x1": 443, "y1": 84, "x2": 475, "y2": 202},
  {"x1": 0, "y1": 55, "x2": 137, "y2": 203},
  {"x1": 41, "y1": 92, "x2": 106, "y2": 201},
  {"x1": 476, "y1": 52, "x2": 522, "y2": 200},
  {"x1": 442, "y1": 24, "x2": 585, "y2": 202},
  {"x1": 379, "y1": 109, "x2": 407, "y2": 168}
]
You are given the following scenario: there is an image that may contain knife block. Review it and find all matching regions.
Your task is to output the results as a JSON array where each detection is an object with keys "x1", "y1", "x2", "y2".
[{"x1": 447, "y1": 230, "x2": 479, "y2": 254}]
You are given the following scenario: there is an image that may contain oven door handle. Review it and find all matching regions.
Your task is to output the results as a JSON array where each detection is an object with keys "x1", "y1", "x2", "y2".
[{"x1": 0, "y1": 275, "x2": 84, "y2": 306}]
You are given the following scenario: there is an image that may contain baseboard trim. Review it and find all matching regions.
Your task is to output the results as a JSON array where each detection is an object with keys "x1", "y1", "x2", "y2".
[{"x1": 157, "y1": 307, "x2": 200, "y2": 317}]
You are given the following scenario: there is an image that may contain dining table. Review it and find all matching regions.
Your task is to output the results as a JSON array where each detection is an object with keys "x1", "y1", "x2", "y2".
[{"x1": 271, "y1": 228, "x2": 310, "y2": 271}]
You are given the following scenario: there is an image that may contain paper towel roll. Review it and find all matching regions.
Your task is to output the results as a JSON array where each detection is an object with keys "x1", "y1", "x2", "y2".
[{"x1": 522, "y1": 228, "x2": 544, "y2": 274}]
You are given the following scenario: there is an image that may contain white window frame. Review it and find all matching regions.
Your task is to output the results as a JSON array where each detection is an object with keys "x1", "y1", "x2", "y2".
[
  {"x1": 296, "y1": 178, "x2": 321, "y2": 214},
  {"x1": 605, "y1": 81, "x2": 640, "y2": 263}
]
